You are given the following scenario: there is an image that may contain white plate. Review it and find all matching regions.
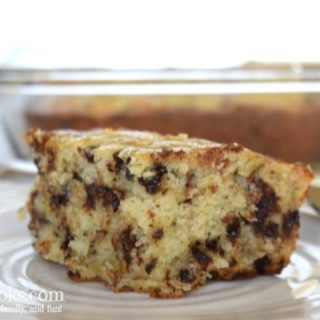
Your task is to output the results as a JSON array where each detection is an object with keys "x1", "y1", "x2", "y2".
[{"x1": 0, "y1": 209, "x2": 320, "y2": 320}]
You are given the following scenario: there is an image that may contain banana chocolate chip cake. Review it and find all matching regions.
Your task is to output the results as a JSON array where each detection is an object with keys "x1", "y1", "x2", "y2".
[{"x1": 25, "y1": 128, "x2": 313, "y2": 297}]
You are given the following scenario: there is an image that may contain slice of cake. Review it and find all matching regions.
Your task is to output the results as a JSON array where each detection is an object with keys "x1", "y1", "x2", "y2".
[{"x1": 24, "y1": 128, "x2": 313, "y2": 297}]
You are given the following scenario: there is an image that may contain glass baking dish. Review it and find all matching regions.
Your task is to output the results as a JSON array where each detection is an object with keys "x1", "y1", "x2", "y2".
[{"x1": 1, "y1": 64, "x2": 320, "y2": 164}]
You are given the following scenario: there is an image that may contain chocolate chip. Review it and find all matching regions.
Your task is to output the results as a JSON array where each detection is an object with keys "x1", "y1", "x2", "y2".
[
  {"x1": 185, "y1": 172, "x2": 195, "y2": 190},
  {"x1": 85, "y1": 184, "x2": 99, "y2": 209},
  {"x1": 83, "y1": 149, "x2": 94, "y2": 163},
  {"x1": 107, "y1": 163, "x2": 115, "y2": 173},
  {"x1": 191, "y1": 243, "x2": 212, "y2": 269},
  {"x1": 152, "y1": 228, "x2": 163, "y2": 239},
  {"x1": 120, "y1": 226, "x2": 137, "y2": 266},
  {"x1": 226, "y1": 217, "x2": 241, "y2": 241},
  {"x1": 205, "y1": 238, "x2": 219, "y2": 252},
  {"x1": 101, "y1": 187, "x2": 122, "y2": 212},
  {"x1": 78, "y1": 147, "x2": 95, "y2": 163},
  {"x1": 138, "y1": 165, "x2": 167, "y2": 194},
  {"x1": 179, "y1": 269, "x2": 196, "y2": 283},
  {"x1": 125, "y1": 168, "x2": 134, "y2": 181},
  {"x1": 73, "y1": 171, "x2": 82, "y2": 181},
  {"x1": 145, "y1": 258, "x2": 157, "y2": 274},
  {"x1": 61, "y1": 228, "x2": 74, "y2": 250},
  {"x1": 282, "y1": 211, "x2": 299, "y2": 236},
  {"x1": 205, "y1": 237, "x2": 221, "y2": 255},
  {"x1": 253, "y1": 180, "x2": 278, "y2": 235},
  {"x1": 112, "y1": 152, "x2": 134, "y2": 181},
  {"x1": 155, "y1": 165, "x2": 167, "y2": 175},
  {"x1": 255, "y1": 180, "x2": 278, "y2": 218},
  {"x1": 85, "y1": 184, "x2": 124, "y2": 212},
  {"x1": 68, "y1": 271, "x2": 82, "y2": 282},
  {"x1": 262, "y1": 222, "x2": 279, "y2": 238},
  {"x1": 254, "y1": 255, "x2": 271, "y2": 274},
  {"x1": 229, "y1": 257, "x2": 237, "y2": 267},
  {"x1": 51, "y1": 191, "x2": 69, "y2": 208},
  {"x1": 113, "y1": 152, "x2": 125, "y2": 172}
]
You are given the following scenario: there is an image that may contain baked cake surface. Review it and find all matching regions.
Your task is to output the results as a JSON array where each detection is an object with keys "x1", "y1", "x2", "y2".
[{"x1": 25, "y1": 128, "x2": 313, "y2": 297}]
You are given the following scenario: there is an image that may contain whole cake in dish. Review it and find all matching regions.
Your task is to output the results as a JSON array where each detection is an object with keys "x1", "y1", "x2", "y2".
[
  {"x1": 25, "y1": 95, "x2": 320, "y2": 162},
  {"x1": 25, "y1": 128, "x2": 313, "y2": 297}
]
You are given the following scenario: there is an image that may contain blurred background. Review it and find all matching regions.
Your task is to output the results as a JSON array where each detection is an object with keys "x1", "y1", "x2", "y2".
[{"x1": 1, "y1": 0, "x2": 320, "y2": 174}]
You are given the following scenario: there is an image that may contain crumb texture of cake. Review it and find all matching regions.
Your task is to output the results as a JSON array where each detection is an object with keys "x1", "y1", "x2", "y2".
[{"x1": 25, "y1": 128, "x2": 313, "y2": 297}]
